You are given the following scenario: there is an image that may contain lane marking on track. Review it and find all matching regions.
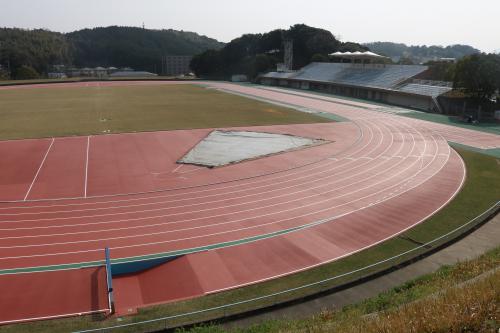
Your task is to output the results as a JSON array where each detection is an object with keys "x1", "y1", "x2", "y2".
[
  {"x1": 0, "y1": 124, "x2": 444, "y2": 264},
  {"x1": 0, "y1": 84, "x2": 464, "y2": 274},
  {"x1": 23, "y1": 138, "x2": 55, "y2": 201},
  {"x1": 0, "y1": 123, "x2": 368, "y2": 214},
  {"x1": 0, "y1": 119, "x2": 431, "y2": 251},
  {"x1": 84, "y1": 136, "x2": 90, "y2": 198},
  {"x1": 0, "y1": 122, "x2": 364, "y2": 205},
  {"x1": 171, "y1": 164, "x2": 183, "y2": 173},
  {"x1": 0, "y1": 122, "x2": 383, "y2": 226},
  {"x1": 0, "y1": 81, "x2": 466, "y2": 272},
  {"x1": 208, "y1": 149, "x2": 465, "y2": 296}
]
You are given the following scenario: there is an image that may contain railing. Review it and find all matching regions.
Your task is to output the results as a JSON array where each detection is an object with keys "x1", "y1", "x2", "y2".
[
  {"x1": 74, "y1": 201, "x2": 499, "y2": 333},
  {"x1": 433, "y1": 96, "x2": 445, "y2": 113},
  {"x1": 411, "y1": 79, "x2": 453, "y2": 87}
]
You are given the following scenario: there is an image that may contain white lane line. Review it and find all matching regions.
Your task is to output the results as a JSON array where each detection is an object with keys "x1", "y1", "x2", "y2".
[
  {"x1": 171, "y1": 164, "x2": 183, "y2": 173},
  {"x1": 1, "y1": 120, "x2": 423, "y2": 246},
  {"x1": 0, "y1": 122, "x2": 364, "y2": 206},
  {"x1": 0, "y1": 122, "x2": 371, "y2": 215},
  {"x1": 23, "y1": 138, "x2": 55, "y2": 201},
  {"x1": 178, "y1": 166, "x2": 204, "y2": 175},
  {"x1": 209, "y1": 149, "x2": 465, "y2": 295},
  {"x1": 0, "y1": 125, "x2": 395, "y2": 236},
  {"x1": 84, "y1": 136, "x2": 91, "y2": 198},
  {"x1": 0, "y1": 124, "x2": 387, "y2": 228},
  {"x1": 0, "y1": 126, "x2": 442, "y2": 258},
  {"x1": 0, "y1": 87, "x2": 458, "y2": 262}
]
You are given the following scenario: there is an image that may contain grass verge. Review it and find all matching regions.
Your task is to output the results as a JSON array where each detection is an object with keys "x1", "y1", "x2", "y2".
[
  {"x1": 1, "y1": 147, "x2": 498, "y2": 333},
  {"x1": 180, "y1": 247, "x2": 500, "y2": 333}
]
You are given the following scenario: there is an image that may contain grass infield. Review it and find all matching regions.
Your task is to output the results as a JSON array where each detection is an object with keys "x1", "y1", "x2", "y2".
[
  {"x1": 0, "y1": 84, "x2": 331, "y2": 140},
  {"x1": 2, "y1": 146, "x2": 498, "y2": 333}
]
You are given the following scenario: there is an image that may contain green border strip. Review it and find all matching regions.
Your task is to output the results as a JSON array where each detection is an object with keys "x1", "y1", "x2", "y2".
[
  {"x1": 449, "y1": 142, "x2": 500, "y2": 158},
  {"x1": 0, "y1": 217, "x2": 331, "y2": 275}
]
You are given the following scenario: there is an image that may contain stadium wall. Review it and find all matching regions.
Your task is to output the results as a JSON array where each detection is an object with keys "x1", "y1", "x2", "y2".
[{"x1": 260, "y1": 77, "x2": 436, "y2": 112}]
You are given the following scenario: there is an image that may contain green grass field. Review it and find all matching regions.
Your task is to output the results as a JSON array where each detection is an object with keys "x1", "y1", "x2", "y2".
[{"x1": 0, "y1": 84, "x2": 331, "y2": 140}]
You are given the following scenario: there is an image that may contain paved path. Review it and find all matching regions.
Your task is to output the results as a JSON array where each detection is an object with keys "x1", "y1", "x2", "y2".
[{"x1": 225, "y1": 212, "x2": 500, "y2": 328}]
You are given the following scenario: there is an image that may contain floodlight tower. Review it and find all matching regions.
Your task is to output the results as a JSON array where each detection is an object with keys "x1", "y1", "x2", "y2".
[{"x1": 283, "y1": 39, "x2": 293, "y2": 71}]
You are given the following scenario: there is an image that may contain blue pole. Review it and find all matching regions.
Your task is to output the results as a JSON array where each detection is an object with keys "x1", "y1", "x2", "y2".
[{"x1": 105, "y1": 247, "x2": 115, "y2": 314}]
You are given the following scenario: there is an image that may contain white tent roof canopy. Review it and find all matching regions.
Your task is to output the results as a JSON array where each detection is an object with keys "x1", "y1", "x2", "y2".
[{"x1": 329, "y1": 51, "x2": 389, "y2": 60}]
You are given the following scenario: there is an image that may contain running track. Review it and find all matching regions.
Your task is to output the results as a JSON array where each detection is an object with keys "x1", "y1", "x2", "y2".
[{"x1": 0, "y1": 81, "x2": 499, "y2": 323}]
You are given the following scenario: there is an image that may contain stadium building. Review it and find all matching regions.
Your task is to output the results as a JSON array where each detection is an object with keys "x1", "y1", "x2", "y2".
[{"x1": 258, "y1": 52, "x2": 453, "y2": 113}]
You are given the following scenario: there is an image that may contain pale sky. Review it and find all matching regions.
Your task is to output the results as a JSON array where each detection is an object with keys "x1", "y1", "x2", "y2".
[{"x1": 1, "y1": 0, "x2": 499, "y2": 53}]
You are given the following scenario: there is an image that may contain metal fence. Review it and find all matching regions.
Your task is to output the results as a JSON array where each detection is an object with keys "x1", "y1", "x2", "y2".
[{"x1": 75, "y1": 201, "x2": 499, "y2": 333}]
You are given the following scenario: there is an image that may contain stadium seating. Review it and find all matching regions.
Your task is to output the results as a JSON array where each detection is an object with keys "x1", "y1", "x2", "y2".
[
  {"x1": 397, "y1": 83, "x2": 453, "y2": 97},
  {"x1": 262, "y1": 63, "x2": 429, "y2": 90}
]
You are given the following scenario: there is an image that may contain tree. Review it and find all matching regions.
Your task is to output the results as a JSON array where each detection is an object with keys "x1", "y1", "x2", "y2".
[
  {"x1": 338, "y1": 42, "x2": 369, "y2": 53},
  {"x1": 190, "y1": 49, "x2": 224, "y2": 78},
  {"x1": 189, "y1": 24, "x2": 365, "y2": 79},
  {"x1": 252, "y1": 54, "x2": 275, "y2": 76},
  {"x1": 453, "y1": 54, "x2": 500, "y2": 99},
  {"x1": 421, "y1": 61, "x2": 456, "y2": 81},
  {"x1": 285, "y1": 24, "x2": 341, "y2": 69},
  {"x1": 0, "y1": 67, "x2": 9, "y2": 80},
  {"x1": 0, "y1": 27, "x2": 224, "y2": 75},
  {"x1": 365, "y1": 42, "x2": 480, "y2": 64},
  {"x1": 14, "y1": 65, "x2": 39, "y2": 79},
  {"x1": 311, "y1": 53, "x2": 329, "y2": 63},
  {"x1": 398, "y1": 57, "x2": 415, "y2": 65}
]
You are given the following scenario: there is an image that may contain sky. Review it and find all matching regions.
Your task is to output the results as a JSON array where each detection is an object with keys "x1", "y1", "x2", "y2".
[{"x1": 1, "y1": 0, "x2": 499, "y2": 53}]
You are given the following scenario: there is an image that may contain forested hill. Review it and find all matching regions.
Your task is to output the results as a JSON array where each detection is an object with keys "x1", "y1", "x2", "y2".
[
  {"x1": 0, "y1": 26, "x2": 224, "y2": 76},
  {"x1": 364, "y1": 42, "x2": 480, "y2": 64},
  {"x1": 68, "y1": 27, "x2": 223, "y2": 69}
]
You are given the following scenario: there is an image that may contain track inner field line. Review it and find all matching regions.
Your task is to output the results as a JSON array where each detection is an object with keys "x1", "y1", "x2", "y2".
[
  {"x1": 0, "y1": 129, "x2": 452, "y2": 272},
  {"x1": 84, "y1": 136, "x2": 90, "y2": 198},
  {"x1": 0, "y1": 82, "x2": 470, "y2": 289},
  {"x1": 23, "y1": 138, "x2": 55, "y2": 201},
  {"x1": 0, "y1": 117, "x2": 433, "y2": 254},
  {"x1": 0, "y1": 123, "x2": 365, "y2": 210}
]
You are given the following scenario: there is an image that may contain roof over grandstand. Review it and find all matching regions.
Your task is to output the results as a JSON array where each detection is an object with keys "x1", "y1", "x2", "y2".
[{"x1": 329, "y1": 51, "x2": 389, "y2": 60}]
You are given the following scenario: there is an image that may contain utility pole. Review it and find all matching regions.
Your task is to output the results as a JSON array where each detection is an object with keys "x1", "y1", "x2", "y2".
[{"x1": 283, "y1": 39, "x2": 293, "y2": 71}]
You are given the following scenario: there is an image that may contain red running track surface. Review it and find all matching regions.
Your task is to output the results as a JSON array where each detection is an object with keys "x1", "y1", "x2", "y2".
[
  {"x1": 1, "y1": 81, "x2": 497, "y2": 322},
  {"x1": 0, "y1": 266, "x2": 109, "y2": 324}
]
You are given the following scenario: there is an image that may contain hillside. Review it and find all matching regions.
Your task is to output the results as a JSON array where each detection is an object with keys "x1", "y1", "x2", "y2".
[
  {"x1": 364, "y1": 42, "x2": 480, "y2": 64},
  {"x1": 0, "y1": 26, "x2": 224, "y2": 77},
  {"x1": 68, "y1": 26, "x2": 224, "y2": 71}
]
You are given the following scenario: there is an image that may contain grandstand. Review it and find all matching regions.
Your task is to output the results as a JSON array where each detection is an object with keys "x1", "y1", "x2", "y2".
[{"x1": 259, "y1": 62, "x2": 453, "y2": 112}]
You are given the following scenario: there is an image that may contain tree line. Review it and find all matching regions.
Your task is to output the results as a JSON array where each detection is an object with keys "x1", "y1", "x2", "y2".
[
  {"x1": 0, "y1": 26, "x2": 223, "y2": 79},
  {"x1": 364, "y1": 42, "x2": 480, "y2": 64},
  {"x1": 190, "y1": 24, "x2": 368, "y2": 79}
]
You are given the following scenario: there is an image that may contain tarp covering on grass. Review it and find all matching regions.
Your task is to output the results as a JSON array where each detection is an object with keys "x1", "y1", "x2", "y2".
[{"x1": 178, "y1": 130, "x2": 325, "y2": 167}]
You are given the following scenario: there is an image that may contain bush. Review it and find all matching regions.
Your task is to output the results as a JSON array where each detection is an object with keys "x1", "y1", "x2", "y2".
[
  {"x1": 0, "y1": 69, "x2": 10, "y2": 80},
  {"x1": 14, "y1": 65, "x2": 39, "y2": 80}
]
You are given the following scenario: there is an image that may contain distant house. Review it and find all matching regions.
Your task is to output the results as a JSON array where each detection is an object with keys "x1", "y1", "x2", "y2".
[
  {"x1": 48, "y1": 72, "x2": 67, "y2": 79},
  {"x1": 94, "y1": 67, "x2": 107, "y2": 77},
  {"x1": 81, "y1": 68, "x2": 93, "y2": 76},
  {"x1": 231, "y1": 75, "x2": 248, "y2": 82},
  {"x1": 109, "y1": 71, "x2": 158, "y2": 78}
]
